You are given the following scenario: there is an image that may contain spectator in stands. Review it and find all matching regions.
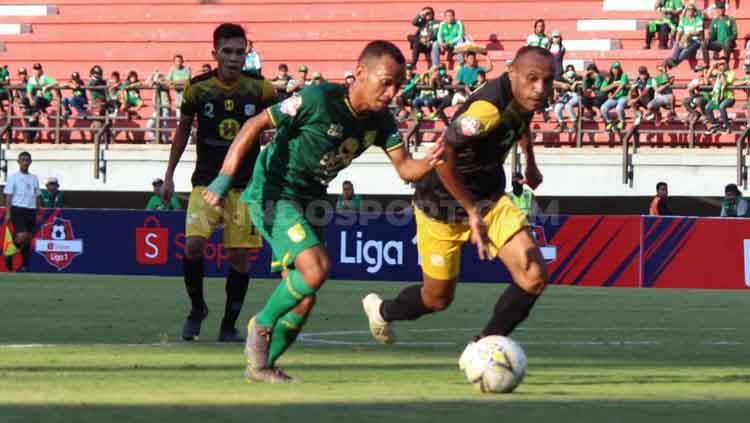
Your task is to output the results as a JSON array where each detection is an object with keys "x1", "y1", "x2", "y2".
[
  {"x1": 455, "y1": 52, "x2": 492, "y2": 89},
  {"x1": 396, "y1": 64, "x2": 420, "y2": 119},
  {"x1": 344, "y1": 71, "x2": 355, "y2": 88},
  {"x1": 744, "y1": 37, "x2": 750, "y2": 74},
  {"x1": 705, "y1": 58, "x2": 735, "y2": 134},
  {"x1": 432, "y1": 9, "x2": 465, "y2": 70},
  {"x1": 336, "y1": 180, "x2": 362, "y2": 212},
  {"x1": 311, "y1": 72, "x2": 325, "y2": 86},
  {"x1": 527, "y1": 19, "x2": 550, "y2": 49},
  {"x1": 60, "y1": 72, "x2": 88, "y2": 120},
  {"x1": 599, "y1": 62, "x2": 630, "y2": 132},
  {"x1": 146, "y1": 178, "x2": 181, "y2": 210},
  {"x1": 683, "y1": 77, "x2": 709, "y2": 122},
  {"x1": 242, "y1": 40, "x2": 261, "y2": 74},
  {"x1": 720, "y1": 183, "x2": 748, "y2": 216},
  {"x1": 508, "y1": 173, "x2": 538, "y2": 219},
  {"x1": 107, "y1": 71, "x2": 125, "y2": 116},
  {"x1": 201, "y1": 63, "x2": 212, "y2": 74},
  {"x1": 412, "y1": 70, "x2": 437, "y2": 120},
  {"x1": 552, "y1": 65, "x2": 580, "y2": 132},
  {"x1": 14, "y1": 67, "x2": 35, "y2": 142},
  {"x1": 87, "y1": 65, "x2": 107, "y2": 118},
  {"x1": 581, "y1": 63, "x2": 606, "y2": 120},
  {"x1": 26, "y1": 63, "x2": 57, "y2": 142},
  {"x1": 40, "y1": 177, "x2": 64, "y2": 208},
  {"x1": 645, "y1": 1, "x2": 683, "y2": 50},
  {"x1": 700, "y1": 4, "x2": 737, "y2": 69},
  {"x1": 146, "y1": 71, "x2": 172, "y2": 144},
  {"x1": 287, "y1": 65, "x2": 310, "y2": 94},
  {"x1": 668, "y1": 3, "x2": 703, "y2": 69},
  {"x1": 549, "y1": 30, "x2": 566, "y2": 80},
  {"x1": 122, "y1": 70, "x2": 145, "y2": 120},
  {"x1": 271, "y1": 64, "x2": 292, "y2": 101},
  {"x1": 168, "y1": 54, "x2": 191, "y2": 119},
  {"x1": 628, "y1": 66, "x2": 653, "y2": 125},
  {"x1": 646, "y1": 62, "x2": 675, "y2": 121},
  {"x1": 0, "y1": 65, "x2": 9, "y2": 114},
  {"x1": 408, "y1": 6, "x2": 441, "y2": 68},
  {"x1": 433, "y1": 64, "x2": 455, "y2": 124},
  {"x1": 649, "y1": 181, "x2": 672, "y2": 215}
]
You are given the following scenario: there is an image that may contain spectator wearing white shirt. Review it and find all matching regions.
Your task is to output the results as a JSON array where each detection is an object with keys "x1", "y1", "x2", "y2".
[
  {"x1": 242, "y1": 40, "x2": 262, "y2": 75},
  {"x1": 721, "y1": 183, "x2": 748, "y2": 217},
  {"x1": 3, "y1": 151, "x2": 41, "y2": 272}
]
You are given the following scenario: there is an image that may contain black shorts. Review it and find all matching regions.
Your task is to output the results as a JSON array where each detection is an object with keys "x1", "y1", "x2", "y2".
[{"x1": 10, "y1": 206, "x2": 37, "y2": 233}]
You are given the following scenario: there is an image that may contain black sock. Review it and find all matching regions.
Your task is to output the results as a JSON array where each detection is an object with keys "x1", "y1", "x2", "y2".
[
  {"x1": 183, "y1": 257, "x2": 206, "y2": 312},
  {"x1": 221, "y1": 267, "x2": 250, "y2": 331},
  {"x1": 20, "y1": 245, "x2": 30, "y2": 268},
  {"x1": 482, "y1": 283, "x2": 539, "y2": 337},
  {"x1": 380, "y1": 284, "x2": 433, "y2": 322},
  {"x1": 5, "y1": 255, "x2": 13, "y2": 272}
]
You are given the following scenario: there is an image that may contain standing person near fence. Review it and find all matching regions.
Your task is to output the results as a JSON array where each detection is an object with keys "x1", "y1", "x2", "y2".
[
  {"x1": 3, "y1": 151, "x2": 40, "y2": 272},
  {"x1": 161, "y1": 23, "x2": 278, "y2": 343}
]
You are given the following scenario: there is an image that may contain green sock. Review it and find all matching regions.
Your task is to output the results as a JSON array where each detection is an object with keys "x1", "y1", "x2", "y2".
[
  {"x1": 256, "y1": 270, "x2": 316, "y2": 327},
  {"x1": 267, "y1": 311, "x2": 308, "y2": 366}
]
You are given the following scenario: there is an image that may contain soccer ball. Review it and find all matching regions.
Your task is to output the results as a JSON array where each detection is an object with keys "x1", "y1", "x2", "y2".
[{"x1": 458, "y1": 335, "x2": 527, "y2": 393}]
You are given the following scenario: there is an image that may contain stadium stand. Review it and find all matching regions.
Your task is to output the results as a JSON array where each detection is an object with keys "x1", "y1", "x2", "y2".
[{"x1": 0, "y1": 0, "x2": 747, "y2": 146}]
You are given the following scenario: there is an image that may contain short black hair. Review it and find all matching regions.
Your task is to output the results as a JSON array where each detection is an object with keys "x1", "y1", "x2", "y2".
[
  {"x1": 278, "y1": 63, "x2": 288, "y2": 71},
  {"x1": 513, "y1": 45, "x2": 554, "y2": 64},
  {"x1": 111, "y1": 71, "x2": 120, "y2": 78},
  {"x1": 422, "y1": 6, "x2": 434, "y2": 14},
  {"x1": 343, "y1": 180, "x2": 354, "y2": 187},
  {"x1": 725, "y1": 183, "x2": 741, "y2": 195},
  {"x1": 174, "y1": 54, "x2": 184, "y2": 61},
  {"x1": 444, "y1": 9, "x2": 455, "y2": 15},
  {"x1": 213, "y1": 23, "x2": 246, "y2": 49},
  {"x1": 18, "y1": 151, "x2": 31, "y2": 160},
  {"x1": 357, "y1": 40, "x2": 406, "y2": 66},
  {"x1": 656, "y1": 181, "x2": 668, "y2": 191}
]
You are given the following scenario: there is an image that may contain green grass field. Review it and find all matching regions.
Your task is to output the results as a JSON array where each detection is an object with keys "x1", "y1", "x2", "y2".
[{"x1": 2, "y1": 273, "x2": 750, "y2": 422}]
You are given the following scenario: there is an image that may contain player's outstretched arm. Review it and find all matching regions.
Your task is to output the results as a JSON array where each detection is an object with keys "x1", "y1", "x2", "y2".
[
  {"x1": 517, "y1": 130, "x2": 543, "y2": 189},
  {"x1": 162, "y1": 114, "x2": 194, "y2": 204},
  {"x1": 386, "y1": 137, "x2": 445, "y2": 182},
  {"x1": 202, "y1": 111, "x2": 272, "y2": 207}
]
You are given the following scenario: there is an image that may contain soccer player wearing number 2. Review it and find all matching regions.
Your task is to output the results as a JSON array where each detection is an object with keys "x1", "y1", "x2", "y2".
[
  {"x1": 202, "y1": 41, "x2": 444, "y2": 383},
  {"x1": 162, "y1": 24, "x2": 277, "y2": 343}
]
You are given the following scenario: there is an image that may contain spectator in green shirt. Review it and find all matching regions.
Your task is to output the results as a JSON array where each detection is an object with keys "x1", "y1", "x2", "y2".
[
  {"x1": 27, "y1": 63, "x2": 56, "y2": 114},
  {"x1": 645, "y1": 0, "x2": 683, "y2": 49},
  {"x1": 60, "y1": 72, "x2": 89, "y2": 119},
  {"x1": 720, "y1": 183, "x2": 748, "y2": 217},
  {"x1": 431, "y1": 9, "x2": 465, "y2": 70},
  {"x1": 168, "y1": 54, "x2": 192, "y2": 118},
  {"x1": 705, "y1": 58, "x2": 735, "y2": 134},
  {"x1": 646, "y1": 62, "x2": 675, "y2": 121},
  {"x1": 146, "y1": 178, "x2": 181, "y2": 210},
  {"x1": 700, "y1": 4, "x2": 737, "y2": 69},
  {"x1": 395, "y1": 64, "x2": 420, "y2": 119},
  {"x1": 682, "y1": 77, "x2": 709, "y2": 122},
  {"x1": 580, "y1": 63, "x2": 607, "y2": 120},
  {"x1": 599, "y1": 62, "x2": 629, "y2": 132},
  {"x1": 335, "y1": 180, "x2": 362, "y2": 212},
  {"x1": 40, "y1": 177, "x2": 64, "y2": 208},
  {"x1": 668, "y1": 4, "x2": 703, "y2": 68},
  {"x1": 0, "y1": 65, "x2": 10, "y2": 113}
]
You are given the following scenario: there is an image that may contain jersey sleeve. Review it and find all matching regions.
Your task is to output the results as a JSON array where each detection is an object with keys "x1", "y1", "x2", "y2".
[
  {"x1": 444, "y1": 100, "x2": 502, "y2": 146},
  {"x1": 3, "y1": 175, "x2": 13, "y2": 195},
  {"x1": 374, "y1": 113, "x2": 403, "y2": 152},
  {"x1": 266, "y1": 85, "x2": 321, "y2": 129},
  {"x1": 259, "y1": 79, "x2": 278, "y2": 109},
  {"x1": 180, "y1": 82, "x2": 198, "y2": 117}
]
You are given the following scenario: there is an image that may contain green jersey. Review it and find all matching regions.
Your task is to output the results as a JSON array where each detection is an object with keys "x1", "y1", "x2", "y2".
[
  {"x1": 146, "y1": 194, "x2": 181, "y2": 210},
  {"x1": 244, "y1": 83, "x2": 403, "y2": 204},
  {"x1": 40, "y1": 189, "x2": 64, "y2": 208},
  {"x1": 0, "y1": 67, "x2": 9, "y2": 96},
  {"x1": 27, "y1": 74, "x2": 56, "y2": 101}
]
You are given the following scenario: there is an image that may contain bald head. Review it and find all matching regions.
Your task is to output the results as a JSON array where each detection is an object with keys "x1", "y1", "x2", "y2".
[{"x1": 508, "y1": 46, "x2": 555, "y2": 112}]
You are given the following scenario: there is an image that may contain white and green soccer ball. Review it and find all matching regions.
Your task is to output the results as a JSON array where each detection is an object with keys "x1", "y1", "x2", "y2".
[{"x1": 458, "y1": 335, "x2": 527, "y2": 393}]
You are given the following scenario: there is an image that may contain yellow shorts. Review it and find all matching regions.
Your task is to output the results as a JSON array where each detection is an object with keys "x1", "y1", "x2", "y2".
[
  {"x1": 415, "y1": 195, "x2": 528, "y2": 281},
  {"x1": 185, "y1": 187, "x2": 262, "y2": 249}
]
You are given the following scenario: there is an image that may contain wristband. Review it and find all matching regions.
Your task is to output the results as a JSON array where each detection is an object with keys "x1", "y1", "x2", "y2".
[{"x1": 206, "y1": 171, "x2": 232, "y2": 198}]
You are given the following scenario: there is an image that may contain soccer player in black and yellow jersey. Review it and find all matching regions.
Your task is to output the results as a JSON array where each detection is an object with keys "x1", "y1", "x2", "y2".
[
  {"x1": 364, "y1": 46, "x2": 554, "y2": 348},
  {"x1": 161, "y1": 23, "x2": 277, "y2": 342}
]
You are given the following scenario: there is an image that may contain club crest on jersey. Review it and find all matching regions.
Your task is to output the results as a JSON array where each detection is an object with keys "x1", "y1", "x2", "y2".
[
  {"x1": 244, "y1": 104, "x2": 256, "y2": 116},
  {"x1": 218, "y1": 118, "x2": 241, "y2": 140},
  {"x1": 327, "y1": 123, "x2": 344, "y2": 139},
  {"x1": 224, "y1": 99, "x2": 235, "y2": 112},
  {"x1": 280, "y1": 95, "x2": 302, "y2": 116},
  {"x1": 460, "y1": 116, "x2": 481, "y2": 137},
  {"x1": 287, "y1": 223, "x2": 307, "y2": 244}
]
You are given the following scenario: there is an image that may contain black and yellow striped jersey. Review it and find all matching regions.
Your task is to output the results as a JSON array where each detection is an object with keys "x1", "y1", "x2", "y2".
[
  {"x1": 414, "y1": 73, "x2": 534, "y2": 223},
  {"x1": 181, "y1": 70, "x2": 277, "y2": 188}
]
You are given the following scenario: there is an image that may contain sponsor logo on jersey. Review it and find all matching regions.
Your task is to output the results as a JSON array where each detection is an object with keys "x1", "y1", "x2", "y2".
[
  {"x1": 287, "y1": 223, "x2": 307, "y2": 244},
  {"x1": 218, "y1": 118, "x2": 241, "y2": 140},
  {"x1": 244, "y1": 104, "x2": 256, "y2": 116},
  {"x1": 280, "y1": 95, "x2": 302, "y2": 116},
  {"x1": 327, "y1": 123, "x2": 344, "y2": 139},
  {"x1": 34, "y1": 217, "x2": 83, "y2": 270},
  {"x1": 224, "y1": 99, "x2": 235, "y2": 112},
  {"x1": 460, "y1": 116, "x2": 481, "y2": 136}
]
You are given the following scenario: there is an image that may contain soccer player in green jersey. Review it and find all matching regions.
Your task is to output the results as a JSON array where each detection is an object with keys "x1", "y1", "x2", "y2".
[{"x1": 202, "y1": 40, "x2": 444, "y2": 383}]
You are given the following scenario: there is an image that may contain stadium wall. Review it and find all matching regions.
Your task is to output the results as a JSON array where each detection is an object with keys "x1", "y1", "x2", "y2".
[{"x1": 2, "y1": 207, "x2": 749, "y2": 290}]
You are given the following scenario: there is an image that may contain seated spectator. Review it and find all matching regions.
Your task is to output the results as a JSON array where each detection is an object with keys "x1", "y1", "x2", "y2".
[
  {"x1": 344, "y1": 71, "x2": 355, "y2": 88},
  {"x1": 60, "y1": 72, "x2": 88, "y2": 120},
  {"x1": 14, "y1": 67, "x2": 35, "y2": 142},
  {"x1": 649, "y1": 182, "x2": 672, "y2": 215},
  {"x1": 242, "y1": 40, "x2": 261, "y2": 74},
  {"x1": 286, "y1": 65, "x2": 310, "y2": 94},
  {"x1": 107, "y1": 71, "x2": 126, "y2": 117},
  {"x1": 744, "y1": 37, "x2": 750, "y2": 74},
  {"x1": 395, "y1": 64, "x2": 420, "y2": 119},
  {"x1": 599, "y1": 62, "x2": 629, "y2": 132},
  {"x1": 200, "y1": 63, "x2": 212, "y2": 74},
  {"x1": 455, "y1": 52, "x2": 492, "y2": 88},
  {"x1": 412, "y1": 70, "x2": 437, "y2": 120},
  {"x1": 146, "y1": 178, "x2": 181, "y2": 210},
  {"x1": 704, "y1": 58, "x2": 735, "y2": 134},
  {"x1": 721, "y1": 183, "x2": 748, "y2": 216},
  {"x1": 682, "y1": 77, "x2": 709, "y2": 122},
  {"x1": 433, "y1": 64, "x2": 455, "y2": 124},
  {"x1": 432, "y1": 9, "x2": 465, "y2": 70},
  {"x1": 580, "y1": 63, "x2": 607, "y2": 120},
  {"x1": 41, "y1": 177, "x2": 64, "y2": 208},
  {"x1": 628, "y1": 66, "x2": 653, "y2": 125},
  {"x1": 122, "y1": 70, "x2": 145, "y2": 120},
  {"x1": 311, "y1": 72, "x2": 325, "y2": 86},
  {"x1": 271, "y1": 64, "x2": 292, "y2": 101},
  {"x1": 646, "y1": 62, "x2": 675, "y2": 121},
  {"x1": 87, "y1": 65, "x2": 108, "y2": 118},
  {"x1": 0, "y1": 65, "x2": 9, "y2": 114},
  {"x1": 527, "y1": 19, "x2": 550, "y2": 49},
  {"x1": 26, "y1": 63, "x2": 57, "y2": 142},
  {"x1": 699, "y1": 4, "x2": 737, "y2": 69},
  {"x1": 168, "y1": 54, "x2": 191, "y2": 118},
  {"x1": 668, "y1": 3, "x2": 703, "y2": 68},
  {"x1": 552, "y1": 65, "x2": 580, "y2": 132},
  {"x1": 408, "y1": 6, "x2": 441, "y2": 68},
  {"x1": 336, "y1": 180, "x2": 361, "y2": 212},
  {"x1": 549, "y1": 30, "x2": 565, "y2": 80},
  {"x1": 645, "y1": 1, "x2": 683, "y2": 49}
]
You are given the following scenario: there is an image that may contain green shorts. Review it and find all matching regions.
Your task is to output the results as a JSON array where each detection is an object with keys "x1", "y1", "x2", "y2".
[{"x1": 247, "y1": 199, "x2": 325, "y2": 273}]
